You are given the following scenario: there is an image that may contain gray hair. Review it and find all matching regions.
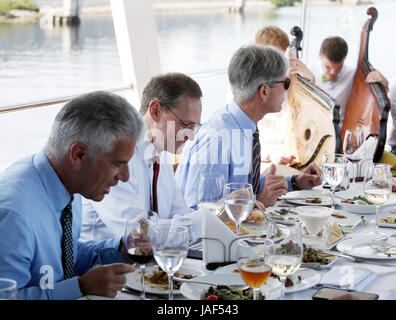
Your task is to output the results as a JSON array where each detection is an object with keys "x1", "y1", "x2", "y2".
[
  {"x1": 228, "y1": 44, "x2": 289, "y2": 103},
  {"x1": 45, "y1": 91, "x2": 144, "y2": 164}
]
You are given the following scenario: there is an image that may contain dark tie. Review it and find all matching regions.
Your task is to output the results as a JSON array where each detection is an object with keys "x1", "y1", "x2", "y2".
[
  {"x1": 152, "y1": 162, "x2": 160, "y2": 213},
  {"x1": 251, "y1": 128, "x2": 261, "y2": 195},
  {"x1": 61, "y1": 199, "x2": 74, "y2": 279}
]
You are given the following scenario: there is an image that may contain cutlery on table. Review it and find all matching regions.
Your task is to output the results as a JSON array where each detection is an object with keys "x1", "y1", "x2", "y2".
[
  {"x1": 173, "y1": 276, "x2": 249, "y2": 290},
  {"x1": 320, "y1": 250, "x2": 396, "y2": 268}
]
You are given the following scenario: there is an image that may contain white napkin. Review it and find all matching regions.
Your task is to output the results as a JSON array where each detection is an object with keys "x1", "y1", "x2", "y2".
[
  {"x1": 352, "y1": 136, "x2": 377, "y2": 161},
  {"x1": 201, "y1": 205, "x2": 238, "y2": 264},
  {"x1": 320, "y1": 266, "x2": 378, "y2": 291}
]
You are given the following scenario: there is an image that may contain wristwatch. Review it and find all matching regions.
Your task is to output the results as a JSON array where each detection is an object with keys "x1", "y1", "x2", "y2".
[{"x1": 291, "y1": 175, "x2": 301, "y2": 191}]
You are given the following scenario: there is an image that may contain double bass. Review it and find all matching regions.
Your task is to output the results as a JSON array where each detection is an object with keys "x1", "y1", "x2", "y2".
[
  {"x1": 341, "y1": 7, "x2": 391, "y2": 164},
  {"x1": 285, "y1": 26, "x2": 342, "y2": 170}
]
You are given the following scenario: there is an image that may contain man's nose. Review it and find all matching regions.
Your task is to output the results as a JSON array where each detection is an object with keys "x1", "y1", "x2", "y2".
[{"x1": 117, "y1": 165, "x2": 130, "y2": 182}]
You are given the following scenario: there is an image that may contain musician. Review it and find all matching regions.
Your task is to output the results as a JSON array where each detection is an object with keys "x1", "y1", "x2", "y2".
[
  {"x1": 388, "y1": 81, "x2": 396, "y2": 155},
  {"x1": 175, "y1": 45, "x2": 322, "y2": 209},
  {"x1": 254, "y1": 25, "x2": 314, "y2": 165},
  {"x1": 313, "y1": 36, "x2": 388, "y2": 126}
]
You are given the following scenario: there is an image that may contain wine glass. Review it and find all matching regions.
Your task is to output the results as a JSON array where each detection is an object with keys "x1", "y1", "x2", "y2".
[
  {"x1": 363, "y1": 164, "x2": 392, "y2": 242},
  {"x1": 124, "y1": 211, "x2": 158, "y2": 300},
  {"x1": 321, "y1": 154, "x2": 348, "y2": 213},
  {"x1": 343, "y1": 129, "x2": 365, "y2": 188},
  {"x1": 223, "y1": 183, "x2": 254, "y2": 234},
  {"x1": 265, "y1": 221, "x2": 303, "y2": 300},
  {"x1": 237, "y1": 238, "x2": 274, "y2": 300},
  {"x1": 152, "y1": 221, "x2": 189, "y2": 300},
  {"x1": 0, "y1": 278, "x2": 18, "y2": 300},
  {"x1": 197, "y1": 173, "x2": 225, "y2": 216}
]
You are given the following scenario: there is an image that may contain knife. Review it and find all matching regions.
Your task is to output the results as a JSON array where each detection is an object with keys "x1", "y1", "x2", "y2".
[{"x1": 320, "y1": 250, "x2": 396, "y2": 268}]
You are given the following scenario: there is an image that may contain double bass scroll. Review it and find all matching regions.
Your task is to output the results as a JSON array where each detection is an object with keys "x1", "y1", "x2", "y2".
[{"x1": 285, "y1": 26, "x2": 342, "y2": 170}]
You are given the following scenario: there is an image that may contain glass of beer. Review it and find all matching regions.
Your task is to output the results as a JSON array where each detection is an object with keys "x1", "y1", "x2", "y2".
[{"x1": 236, "y1": 238, "x2": 274, "y2": 300}]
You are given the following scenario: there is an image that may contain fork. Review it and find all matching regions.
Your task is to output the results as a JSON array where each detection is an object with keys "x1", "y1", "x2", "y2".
[
  {"x1": 320, "y1": 250, "x2": 396, "y2": 267},
  {"x1": 368, "y1": 243, "x2": 396, "y2": 254}
]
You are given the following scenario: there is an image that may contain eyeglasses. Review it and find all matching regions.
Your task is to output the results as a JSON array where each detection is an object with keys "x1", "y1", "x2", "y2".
[
  {"x1": 162, "y1": 103, "x2": 202, "y2": 131},
  {"x1": 269, "y1": 77, "x2": 291, "y2": 90},
  {"x1": 259, "y1": 77, "x2": 291, "y2": 91}
]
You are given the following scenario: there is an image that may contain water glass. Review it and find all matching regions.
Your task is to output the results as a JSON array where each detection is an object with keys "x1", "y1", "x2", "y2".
[
  {"x1": 364, "y1": 164, "x2": 392, "y2": 242},
  {"x1": 197, "y1": 173, "x2": 225, "y2": 216},
  {"x1": 223, "y1": 183, "x2": 254, "y2": 234},
  {"x1": 152, "y1": 221, "x2": 189, "y2": 300},
  {"x1": 321, "y1": 153, "x2": 348, "y2": 213},
  {"x1": 0, "y1": 278, "x2": 18, "y2": 300}
]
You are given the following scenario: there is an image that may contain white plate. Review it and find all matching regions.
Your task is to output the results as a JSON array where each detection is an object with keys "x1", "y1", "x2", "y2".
[
  {"x1": 337, "y1": 235, "x2": 396, "y2": 260},
  {"x1": 212, "y1": 264, "x2": 321, "y2": 293},
  {"x1": 334, "y1": 190, "x2": 396, "y2": 215},
  {"x1": 379, "y1": 213, "x2": 396, "y2": 228},
  {"x1": 280, "y1": 190, "x2": 332, "y2": 207},
  {"x1": 267, "y1": 207, "x2": 300, "y2": 225},
  {"x1": 125, "y1": 264, "x2": 204, "y2": 295},
  {"x1": 294, "y1": 206, "x2": 363, "y2": 230},
  {"x1": 180, "y1": 273, "x2": 281, "y2": 300}
]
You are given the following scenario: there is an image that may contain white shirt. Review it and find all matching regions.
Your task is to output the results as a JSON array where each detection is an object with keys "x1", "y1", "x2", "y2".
[
  {"x1": 387, "y1": 80, "x2": 396, "y2": 147},
  {"x1": 81, "y1": 136, "x2": 202, "y2": 242},
  {"x1": 313, "y1": 63, "x2": 356, "y2": 126}
]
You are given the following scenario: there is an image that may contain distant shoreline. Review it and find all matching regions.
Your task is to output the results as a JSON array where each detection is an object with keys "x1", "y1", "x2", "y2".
[{"x1": 0, "y1": 0, "x2": 378, "y2": 23}]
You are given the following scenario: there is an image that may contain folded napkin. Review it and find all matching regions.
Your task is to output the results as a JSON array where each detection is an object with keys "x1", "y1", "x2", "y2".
[
  {"x1": 201, "y1": 205, "x2": 238, "y2": 264},
  {"x1": 320, "y1": 266, "x2": 378, "y2": 291}
]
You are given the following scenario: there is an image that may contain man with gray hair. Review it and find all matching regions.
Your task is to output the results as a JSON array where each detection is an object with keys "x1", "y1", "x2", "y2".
[
  {"x1": 0, "y1": 91, "x2": 144, "y2": 299},
  {"x1": 176, "y1": 45, "x2": 322, "y2": 209}
]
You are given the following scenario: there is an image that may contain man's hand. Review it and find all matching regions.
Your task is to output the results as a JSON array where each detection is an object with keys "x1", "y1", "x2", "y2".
[
  {"x1": 269, "y1": 153, "x2": 296, "y2": 165},
  {"x1": 289, "y1": 58, "x2": 315, "y2": 83},
  {"x1": 78, "y1": 263, "x2": 135, "y2": 298},
  {"x1": 295, "y1": 163, "x2": 322, "y2": 190},
  {"x1": 366, "y1": 67, "x2": 388, "y2": 91},
  {"x1": 257, "y1": 164, "x2": 288, "y2": 207}
]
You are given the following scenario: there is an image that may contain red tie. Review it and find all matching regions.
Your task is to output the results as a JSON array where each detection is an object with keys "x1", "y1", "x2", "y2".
[{"x1": 152, "y1": 162, "x2": 160, "y2": 213}]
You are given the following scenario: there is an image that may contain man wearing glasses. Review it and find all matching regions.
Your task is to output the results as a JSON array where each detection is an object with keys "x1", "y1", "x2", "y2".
[
  {"x1": 176, "y1": 45, "x2": 322, "y2": 209},
  {"x1": 81, "y1": 73, "x2": 203, "y2": 242}
]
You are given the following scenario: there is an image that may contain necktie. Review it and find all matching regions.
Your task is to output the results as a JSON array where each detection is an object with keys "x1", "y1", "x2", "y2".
[
  {"x1": 152, "y1": 162, "x2": 160, "y2": 213},
  {"x1": 61, "y1": 199, "x2": 74, "y2": 279},
  {"x1": 251, "y1": 128, "x2": 261, "y2": 195},
  {"x1": 321, "y1": 74, "x2": 338, "y2": 83}
]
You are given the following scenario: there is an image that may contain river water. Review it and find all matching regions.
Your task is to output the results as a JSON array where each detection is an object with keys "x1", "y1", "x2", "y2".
[{"x1": 0, "y1": 0, "x2": 395, "y2": 169}]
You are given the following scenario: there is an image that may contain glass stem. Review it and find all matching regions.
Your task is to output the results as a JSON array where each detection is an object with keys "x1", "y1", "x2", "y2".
[
  {"x1": 331, "y1": 186, "x2": 336, "y2": 213},
  {"x1": 279, "y1": 277, "x2": 286, "y2": 300},
  {"x1": 236, "y1": 222, "x2": 241, "y2": 235},
  {"x1": 140, "y1": 265, "x2": 146, "y2": 300},
  {"x1": 351, "y1": 163, "x2": 357, "y2": 188},
  {"x1": 168, "y1": 273, "x2": 174, "y2": 300},
  {"x1": 253, "y1": 287, "x2": 260, "y2": 300},
  {"x1": 375, "y1": 205, "x2": 380, "y2": 237}
]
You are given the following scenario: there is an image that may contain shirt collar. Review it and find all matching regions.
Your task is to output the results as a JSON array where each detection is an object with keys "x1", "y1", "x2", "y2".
[
  {"x1": 137, "y1": 135, "x2": 160, "y2": 164},
  {"x1": 228, "y1": 99, "x2": 257, "y2": 133},
  {"x1": 33, "y1": 149, "x2": 73, "y2": 213}
]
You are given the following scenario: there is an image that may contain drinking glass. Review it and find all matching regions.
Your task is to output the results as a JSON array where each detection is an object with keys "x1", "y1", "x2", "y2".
[
  {"x1": 363, "y1": 164, "x2": 392, "y2": 242},
  {"x1": 124, "y1": 211, "x2": 158, "y2": 300},
  {"x1": 265, "y1": 221, "x2": 303, "y2": 300},
  {"x1": 197, "y1": 173, "x2": 225, "y2": 216},
  {"x1": 223, "y1": 183, "x2": 254, "y2": 234},
  {"x1": 237, "y1": 238, "x2": 274, "y2": 300},
  {"x1": 321, "y1": 154, "x2": 348, "y2": 213},
  {"x1": 0, "y1": 278, "x2": 18, "y2": 300},
  {"x1": 152, "y1": 221, "x2": 189, "y2": 300},
  {"x1": 343, "y1": 129, "x2": 365, "y2": 188}
]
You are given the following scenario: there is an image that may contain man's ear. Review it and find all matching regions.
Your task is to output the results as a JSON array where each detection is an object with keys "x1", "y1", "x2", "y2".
[
  {"x1": 148, "y1": 100, "x2": 161, "y2": 123},
  {"x1": 69, "y1": 142, "x2": 88, "y2": 169},
  {"x1": 259, "y1": 84, "x2": 269, "y2": 101}
]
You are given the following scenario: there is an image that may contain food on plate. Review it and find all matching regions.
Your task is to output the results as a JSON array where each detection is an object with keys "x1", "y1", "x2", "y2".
[
  {"x1": 379, "y1": 217, "x2": 396, "y2": 224},
  {"x1": 305, "y1": 198, "x2": 322, "y2": 204},
  {"x1": 201, "y1": 285, "x2": 264, "y2": 300},
  {"x1": 270, "y1": 273, "x2": 301, "y2": 287},
  {"x1": 223, "y1": 221, "x2": 254, "y2": 234},
  {"x1": 269, "y1": 208, "x2": 299, "y2": 222},
  {"x1": 341, "y1": 196, "x2": 373, "y2": 205},
  {"x1": 331, "y1": 213, "x2": 347, "y2": 219},
  {"x1": 250, "y1": 207, "x2": 265, "y2": 222},
  {"x1": 302, "y1": 245, "x2": 336, "y2": 265},
  {"x1": 328, "y1": 222, "x2": 344, "y2": 246},
  {"x1": 147, "y1": 270, "x2": 193, "y2": 289}
]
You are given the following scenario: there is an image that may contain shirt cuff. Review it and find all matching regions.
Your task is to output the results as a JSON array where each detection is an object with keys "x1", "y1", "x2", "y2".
[{"x1": 52, "y1": 277, "x2": 82, "y2": 300}]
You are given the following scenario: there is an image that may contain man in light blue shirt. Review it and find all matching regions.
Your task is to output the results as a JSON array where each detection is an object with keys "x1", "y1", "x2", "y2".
[
  {"x1": 176, "y1": 45, "x2": 322, "y2": 209},
  {"x1": 0, "y1": 91, "x2": 144, "y2": 299}
]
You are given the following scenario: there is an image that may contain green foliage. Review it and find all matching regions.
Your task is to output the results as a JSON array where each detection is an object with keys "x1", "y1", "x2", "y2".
[
  {"x1": 0, "y1": 0, "x2": 39, "y2": 16},
  {"x1": 269, "y1": 0, "x2": 301, "y2": 7}
]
